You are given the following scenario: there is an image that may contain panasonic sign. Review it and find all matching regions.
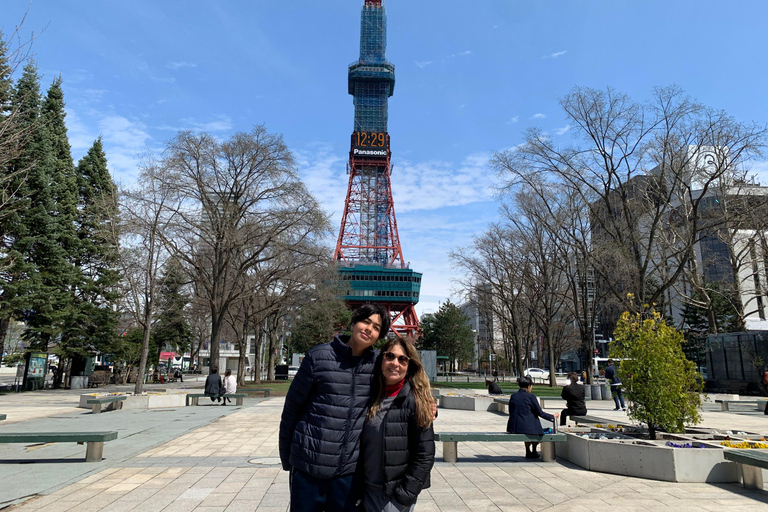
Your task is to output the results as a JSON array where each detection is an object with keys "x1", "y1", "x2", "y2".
[{"x1": 353, "y1": 148, "x2": 388, "y2": 157}]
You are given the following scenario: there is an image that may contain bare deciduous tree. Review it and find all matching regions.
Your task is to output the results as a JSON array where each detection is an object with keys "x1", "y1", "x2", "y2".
[{"x1": 148, "y1": 126, "x2": 330, "y2": 372}]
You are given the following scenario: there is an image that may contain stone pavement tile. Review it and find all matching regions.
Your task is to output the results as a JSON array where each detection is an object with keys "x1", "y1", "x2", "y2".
[
  {"x1": 214, "y1": 482, "x2": 245, "y2": 493},
  {"x1": 517, "y1": 498, "x2": 552, "y2": 511},
  {"x1": 197, "y1": 493, "x2": 236, "y2": 507},
  {"x1": 232, "y1": 489, "x2": 267, "y2": 500},
  {"x1": 143, "y1": 478, "x2": 176, "y2": 489},
  {"x1": 490, "y1": 493, "x2": 527, "y2": 508},
  {"x1": 460, "y1": 498, "x2": 503, "y2": 511},
  {"x1": 190, "y1": 507, "x2": 226, "y2": 512},
  {"x1": 257, "y1": 493, "x2": 291, "y2": 508},
  {"x1": 223, "y1": 498, "x2": 261, "y2": 512},
  {"x1": 58, "y1": 489, "x2": 102, "y2": 503}
]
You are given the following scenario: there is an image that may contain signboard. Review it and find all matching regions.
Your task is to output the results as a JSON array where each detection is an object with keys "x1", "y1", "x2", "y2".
[
  {"x1": 23, "y1": 352, "x2": 48, "y2": 391},
  {"x1": 351, "y1": 131, "x2": 389, "y2": 158}
]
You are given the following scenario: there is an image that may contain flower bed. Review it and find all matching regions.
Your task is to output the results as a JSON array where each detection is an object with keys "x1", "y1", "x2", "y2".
[{"x1": 556, "y1": 431, "x2": 739, "y2": 482}]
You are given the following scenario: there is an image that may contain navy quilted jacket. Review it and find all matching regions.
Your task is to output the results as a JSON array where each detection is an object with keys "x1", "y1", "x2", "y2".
[{"x1": 279, "y1": 334, "x2": 377, "y2": 479}]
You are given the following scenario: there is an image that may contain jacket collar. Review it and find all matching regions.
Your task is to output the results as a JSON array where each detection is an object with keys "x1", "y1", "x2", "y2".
[{"x1": 331, "y1": 333, "x2": 376, "y2": 362}]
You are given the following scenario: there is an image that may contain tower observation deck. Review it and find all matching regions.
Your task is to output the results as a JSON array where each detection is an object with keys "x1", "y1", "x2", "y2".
[{"x1": 334, "y1": 0, "x2": 421, "y2": 337}]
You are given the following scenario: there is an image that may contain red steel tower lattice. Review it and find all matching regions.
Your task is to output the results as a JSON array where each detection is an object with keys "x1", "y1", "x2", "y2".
[{"x1": 334, "y1": 0, "x2": 421, "y2": 337}]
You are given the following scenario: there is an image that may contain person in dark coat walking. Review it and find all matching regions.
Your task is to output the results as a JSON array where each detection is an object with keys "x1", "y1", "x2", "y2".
[
  {"x1": 604, "y1": 360, "x2": 625, "y2": 410},
  {"x1": 279, "y1": 304, "x2": 391, "y2": 512},
  {"x1": 360, "y1": 337, "x2": 435, "y2": 512},
  {"x1": 204, "y1": 367, "x2": 223, "y2": 402},
  {"x1": 506, "y1": 375, "x2": 558, "y2": 459},
  {"x1": 560, "y1": 372, "x2": 587, "y2": 426}
]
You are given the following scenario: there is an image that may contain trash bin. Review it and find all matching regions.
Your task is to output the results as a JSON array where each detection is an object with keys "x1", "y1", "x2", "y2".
[
  {"x1": 601, "y1": 381, "x2": 612, "y2": 400},
  {"x1": 591, "y1": 383, "x2": 602, "y2": 400},
  {"x1": 583, "y1": 384, "x2": 592, "y2": 401}
]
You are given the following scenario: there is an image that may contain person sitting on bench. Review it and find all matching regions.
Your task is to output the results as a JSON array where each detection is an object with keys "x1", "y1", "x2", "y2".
[
  {"x1": 486, "y1": 379, "x2": 503, "y2": 395},
  {"x1": 560, "y1": 372, "x2": 587, "y2": 426},
  {"x1": 507, "y1": 375, "x2": 558, "y2": 459}
]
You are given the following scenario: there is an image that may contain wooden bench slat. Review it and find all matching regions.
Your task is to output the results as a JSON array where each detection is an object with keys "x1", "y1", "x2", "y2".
[
  {"x1": 723, "y1": 449, "x2": 768, "y2": 468},
  {"x1": 185, "y1": 393, "x2": 248, "y2": 398},
  {"x1": 0, "y1": 431, "x2": 118, "y2": 443},
  {"x1": 435, "y1": 432, "x2": 565, "y2": 442},
  {"x1": 86, "y1": 396, "x2": 127, "y2": 404}
]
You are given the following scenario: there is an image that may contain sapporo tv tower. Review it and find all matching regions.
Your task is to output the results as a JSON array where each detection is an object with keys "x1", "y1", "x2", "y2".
[{"x1": 334, "y1": 0, "x2": 422, "y2": 337}]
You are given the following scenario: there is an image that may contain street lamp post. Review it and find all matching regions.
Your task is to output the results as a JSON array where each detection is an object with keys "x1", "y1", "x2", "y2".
[{"x1": 472, "y1": 329, "x2": 479, "y2": 377}]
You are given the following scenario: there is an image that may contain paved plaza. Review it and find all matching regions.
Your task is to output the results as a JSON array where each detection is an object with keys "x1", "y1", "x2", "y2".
[{"x1": 2, "y1": 384, "x2": 768, "y2": 511}]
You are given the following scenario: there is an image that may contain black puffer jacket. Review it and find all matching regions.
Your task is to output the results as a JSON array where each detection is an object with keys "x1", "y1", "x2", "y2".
[
  {"x1": 363, "y1": 380, "x2": 435, "y2": 506},
  {"x1": 279, "y1": 334, "x2": 377, "y2": 479}
]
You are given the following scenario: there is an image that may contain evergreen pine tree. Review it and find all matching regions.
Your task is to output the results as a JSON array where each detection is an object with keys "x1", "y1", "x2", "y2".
[
  {"x1": 153, "y1": 257, "x2": 192, "y2": 357},
  {"x1": 0, "y1": 61, "x2": 46, "y2": 355},
  {"x1": 22, "y1": 76, "x2": 80, "y2": 352},
  {"x1": 63, "y1": 137, "x2": 121, "y2": 355}
]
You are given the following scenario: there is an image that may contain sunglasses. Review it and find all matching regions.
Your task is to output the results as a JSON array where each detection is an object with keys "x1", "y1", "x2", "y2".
[{"x1": 383, "y1": 352, "x2": 410, "y2": 366}]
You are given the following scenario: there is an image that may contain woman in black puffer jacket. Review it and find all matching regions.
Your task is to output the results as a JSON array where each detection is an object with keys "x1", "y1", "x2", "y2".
[{"x1": 360, "y1": 337, "x2": 435, "y2": 511}]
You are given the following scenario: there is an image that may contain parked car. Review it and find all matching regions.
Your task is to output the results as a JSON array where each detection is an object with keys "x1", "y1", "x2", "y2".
[
  {"x1": 288, "y1": 366, "x2": 299, "y2": 378},
  {"x1": 524, "y1": 368, "x2": 550, "y2": 380}
]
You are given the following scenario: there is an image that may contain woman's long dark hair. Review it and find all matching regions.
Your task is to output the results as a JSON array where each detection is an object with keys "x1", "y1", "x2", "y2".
[{"x1": 367, "y1": 337, "x2": 434, "y2": 428}]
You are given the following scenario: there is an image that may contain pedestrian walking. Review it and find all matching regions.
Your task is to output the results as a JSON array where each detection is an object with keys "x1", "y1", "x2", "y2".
[{"x1": 604, "y1": 359, "x2": 625, "y2": 410}]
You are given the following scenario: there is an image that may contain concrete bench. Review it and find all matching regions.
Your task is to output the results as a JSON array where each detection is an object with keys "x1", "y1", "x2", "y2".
[
  {"x1": 0, "y1": 431, "x2": 118, "y2": 462},
  {"x1": 723, "y1": 449, "x2": 768, "y2": 490},
  {"x1": 86, "y1": 395, "x2": 127, "y2": 414},
  {"x1": 249, "y1": 389, "x2": 272, "y2": 398},
  {"x1": 570, "y1": 415, "x2": 632, "y2": 427},
  {"x1": 540, "y1": 398, "x2": 565, "y2": 409},
  {"x1": 492, "y1": 396, "x2": 558, "y2": 413},
  {"x1": 186, "y1": 393, "x2": 248, "y2": 406},
  {"x1": 715, "y1": 399, "x2": 767, "y2": 412},
  {"x1": 434, "y1": 432, "x2": 566, "y2": 463},
  {"x1": 492, "y1": 397, "x2": 511, "y2": 413}
]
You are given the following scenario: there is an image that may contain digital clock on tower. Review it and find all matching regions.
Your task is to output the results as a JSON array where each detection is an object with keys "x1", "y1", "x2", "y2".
[{"x1": 354, "y1": 131, "x2": 387, "y2": 148}]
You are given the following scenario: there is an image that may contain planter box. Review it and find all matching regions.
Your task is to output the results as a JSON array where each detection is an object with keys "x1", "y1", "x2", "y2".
[
  {"x1": 439, "y1": 394, "x2": 496, "y2": 411},
  {"x1": 558, "y1": 432, "x2": 739, "y2": 482}
]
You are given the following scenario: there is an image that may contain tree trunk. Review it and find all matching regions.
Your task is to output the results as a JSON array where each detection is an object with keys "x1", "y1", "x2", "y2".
[
  {"x1": 237, "y1": 332, "x2": 248, "y2": 387},
  {"x1": 547, "y1": 332, "x2": 556, "y2": 387},
  {"x1": 134, "y1": 318, "x2": 152, "y2": 394},
  {"x1": 0, "y1": 317, "x2": 8, "y2": 368},
  {"x1": 209, "y1": 312, "x2": 224, "y2": 372},
  {"x1": 253, "y1": 333, "x2": 262, "y2": 384},
  {"x1": 267, "y1": 328, "x2": 278, "y2": 381}
]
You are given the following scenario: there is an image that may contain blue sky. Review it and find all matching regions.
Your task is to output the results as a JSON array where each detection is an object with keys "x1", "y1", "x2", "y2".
[{"x1": 5, "y1": 0, "x2": 768, "y2": 317}]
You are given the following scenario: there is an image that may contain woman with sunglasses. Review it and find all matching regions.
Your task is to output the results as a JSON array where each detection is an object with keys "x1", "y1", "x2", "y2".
[{"x1": 359, "y1": 337, "x2": 435, "y2": 512}]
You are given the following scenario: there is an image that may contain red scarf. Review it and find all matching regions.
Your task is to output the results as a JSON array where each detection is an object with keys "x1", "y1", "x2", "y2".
[{"x1": 385, "y1": 378, "x2": 405, "y2": 397}]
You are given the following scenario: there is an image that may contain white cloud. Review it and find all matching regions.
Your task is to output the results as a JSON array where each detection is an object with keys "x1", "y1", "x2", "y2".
[
  {"x1": 166, "y1": 61, "x2": 198, "y2": 70},
  {"x1": 64, "y1": 109, "x2": 98, "y2": 154},
  {"x1": 507, "y1": 116, "x2": 520, "y2": 124},
  {"x1": 530, "y1": 113, "x2": 546, "y2": 120},
  {"x1": 179, "y1": 115, "x2": 233, "y2": 132},
  {"x1": 449, "y1": 50, "x2": 473, "y2": 58},
  {"x1": 748, "y1": 160, "x2": 768, "y2": 186},
  {"x1": 555, "y1": 124, "x2": 571, "y2": 135},
  {"x1": 391, "y1": 152, "x2": 496, "y2": 213},
  {"x1": 543, "y1": 50, "x2": 568, "y2": 59},
  {"x1": 415, "y1": 60, "x2": 433, "y2": 69},
  {"x1": 98, "y1": 115, "x2": 153, "y2": 181}
]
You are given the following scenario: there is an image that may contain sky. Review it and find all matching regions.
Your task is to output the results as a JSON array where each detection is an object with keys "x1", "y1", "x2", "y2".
[{"x1": 4, "y1": 0, "x2": 768, "y2": 318}]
